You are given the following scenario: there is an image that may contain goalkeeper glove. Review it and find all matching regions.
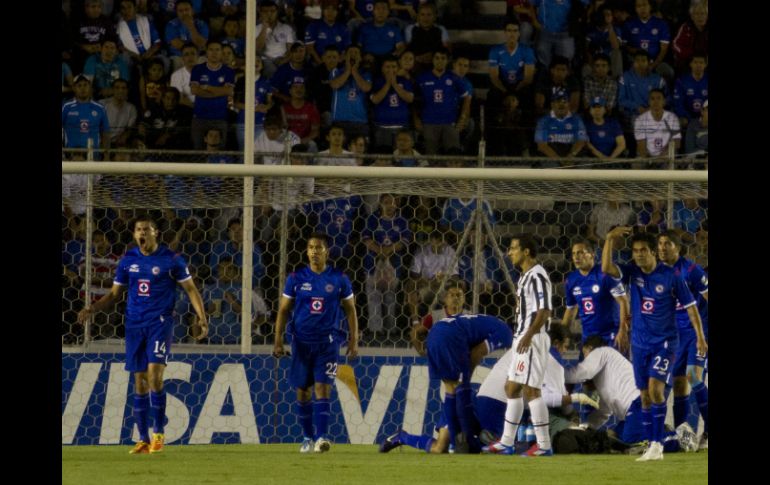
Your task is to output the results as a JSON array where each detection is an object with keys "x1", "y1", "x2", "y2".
[{"x1": 570, "y1": 393, "x2": 600, "y2": 409}]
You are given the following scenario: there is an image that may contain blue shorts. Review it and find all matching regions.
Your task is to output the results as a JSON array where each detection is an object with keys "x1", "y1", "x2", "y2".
[
  {"x1": 615, "y1": 397, "x2": 644, "y2": 443},
  {"x1": 631, "y1": 344, "x2": 676, "y2": 389},
  {"x1": 426, "y1": 323, "x2": 470, "y2": 382},
  {"x1": 673, "y1": 331, "x2": 707, "y2": 377},
  {"x1": 289, "y1": 340, "x2": 340, "y2": 389},
  {"x1": 125, "y1": 323, "x2": 173, "y2": 372},
  {"x1": 475, "y1": 396, "x2": 506, "y2": 438}
]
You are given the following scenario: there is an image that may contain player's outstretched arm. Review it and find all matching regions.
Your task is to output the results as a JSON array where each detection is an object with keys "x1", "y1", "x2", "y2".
[
  {"x1": 602, "y1": 226, "x2": 631, "y2": 277},
  {"x1": 180, "y1": 279, "x2": 208, "y2": 340},
  {"x1": 614, "y1": 295, "x2": 631, "y2": 353},
  {"x1": 410, "y1": 323, "x2": 429, "y2": 356},
  {"x1": 77, "y1": 283, "x2": 125, "y2": 324},
  {"x1": 341, "y1": 297, "x2": 359, "y2": 359},
  {"x1": 273, "y1": 296, "x2": 294, "y2": 358}
]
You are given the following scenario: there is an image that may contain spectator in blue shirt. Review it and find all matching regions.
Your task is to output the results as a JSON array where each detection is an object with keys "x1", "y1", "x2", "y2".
[
  {"x1": 672, "y1": 54, "x2": 708, "y2": 130},
  {"x1": 357, "y1": 0, "x2": 406, "y2": 61},
  {"x1": 329, "y1": 44, "x2": 373, "y2": 141},
  {"x1": 370, "y1": 56, "x2": 414, "y2": 150},
  {"x1": 531, "y1": 0, "x2": 576, "y2": 68},
  {"x1": 164, "y1": 0, "x2": 209, "y2": 71},
  {"x1": 305, "y1": 2, "x2": 352, "y2": 65},
  {"x1": 534, "y1": 91, "x2": 588, "y2": 167},
  {"x1": 618, "y1": 50, "x2": 667, "y2": 126},
  {"x1": 583, "y1": 96, "x2": 626, "y2": 161},
  {"x1": 622, "y1": 0, "x2": 674, "y2": 82}
]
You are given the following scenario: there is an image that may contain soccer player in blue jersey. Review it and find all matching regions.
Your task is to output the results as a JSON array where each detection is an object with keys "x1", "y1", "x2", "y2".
[
  {"x1": 601, "y1": 227, "x2": 707, "y2": 461},
  {"x1": 77, "y1": 215, "x2": 208, "y2": 454},
  {"x1": 562, "y1": 239, "x2": 629, "y2": 348},
  {"x1": 424, "y1": 313, "x2": 513, "y2": 453},
  {"x1": 656, "y1": 230, "x2": 709, "y2": 450},
  {"x1": 273, "y1": 233, "x2": 360, "y2": 453}
]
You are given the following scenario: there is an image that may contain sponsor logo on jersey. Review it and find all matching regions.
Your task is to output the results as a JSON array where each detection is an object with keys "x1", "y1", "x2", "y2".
[
  {"x1": 129, "y1": 264, "x2": 140, "y2": 273},
  {"x1": 301, "y1": 282, "x2": 313, "y2": 291},
  {"x1": 573, "y1": 287, "x2": 582, "y2": 296}
]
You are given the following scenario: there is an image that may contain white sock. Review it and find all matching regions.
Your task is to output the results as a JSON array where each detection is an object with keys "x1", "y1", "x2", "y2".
[
  {"x1": 529, "y1": 397, "x2": 551, "y2": 450},
  {"x1": 500, "y1": 397, "x2": 524, "y2": 447}
]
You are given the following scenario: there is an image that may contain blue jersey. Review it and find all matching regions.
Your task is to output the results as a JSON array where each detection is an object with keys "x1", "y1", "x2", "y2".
[
  {"x1": 371, "y1": 76, "x2": 413, "y2": 126},
  {"x1": 617, "y1": 69, "x2": 667, "y2": 117},
  {"x1": 564, "y1": 265, "x2": 626, "y2": 341},
  {"x1": 271, "y1": 63, "x2": 311, "y2": 96},
  {"x1": 532, "y1": 0, "x2": 572, "y2": 33},
  {"x1": 488, "y1": 43, "x2": 536, "y2": 87},
  {"x1": 221, "y1": 36, "x2": 245, "y2": 57},
  {"x1": 283, "y1": 265, "x2": 354, "y2": 344},
  {"x1": 304, "y1": 20, "x2": 351, "y2": 56},
  {"x1": 236, "y1": 76, "x2": 272, "y2": 125},
  {"x1": 307, "y1": 196, "x2": 363, "y2": 259},
  {"x1": 440, "y1": 198, "x2": 495, "y2": 233},
  {"x1": 584, "y1": 116, "x2": 623, "y2": 156},
  {"x1": 114, "y1": 246, "x2": 192, "y2": 328},
  {"x1": 330, "y1": 67, "x2": 371, "y2": 123},
  {"x1": 622, "y1": 16, "x2": 670, "y2": 60},
  {"x1": 586, "y1": 25, "x2": 624, "y2": 58},
  {"x1": 416, "y1": 70, "x2": 469, "y2": 125},
  {"x1": 165, "y1": 18, "x2": 210, "y2": 57},
  {"x1": 82, "y1": 55, "x2": 131, "y2": 94},
  {"x1": 353, "y1": 0, "x2": 376, "y2": 19},
  {"x1": 618, "y1": 262, "x2": 695, "y2": 349},
  {"x1": 361, "y1": 213, "x2": 412, "y2": 274},
  {"x1": 673, "y1": 73, "x2": 708, "y2": 120},
  {"x1": 670, "y1": 256, "x2": 708, "y2": 335},
  {"x1": 357, "y1": 21, "x2": 404, "y2": 56},
  {"x1": 191, "y1": 63, "x2": 235, "y2": 120},
  {"x1": 534, "y1": 112, "x2": 588, "y2": 145},
  {"x1": 62, "y1": 99, "x2": 110, "y2": 148}
]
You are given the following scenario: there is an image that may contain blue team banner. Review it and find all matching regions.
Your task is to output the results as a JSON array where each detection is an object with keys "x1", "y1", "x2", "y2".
[{"x1": 62, "y1": 353, "x2": 496, "y2": 446}]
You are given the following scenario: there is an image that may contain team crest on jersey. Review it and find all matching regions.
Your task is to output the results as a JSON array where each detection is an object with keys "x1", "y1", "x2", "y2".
[
  {"x1": 152, "y1": 266, "x2": 160, "y2": 275},
  {"x1": 446, "y1": 79, "x2": 453, "y2": 86},
  {"x1": 655, "y1": 284, "x2": 664, "y2": 294},
  {"x1": 652, "y1": 28, "x2": 659, "y2": 35},
  {"x1": 218, "y1": 76, "x2": 225, "y2": 83},
  {"x1": 92, "y1": 110, "x2": 98, "y2": 117},
  {"x1": 641, "y1": 297, "x2": 655, "y2": 314},
  {"x1": 566, "y1": 123, "x2": 572, "y2": 130},
  {"x1": 310, "y1": 297, "x2": 324, "y2": 314},
  {"x1": 592, "y1": 284, "x2": 600, "y2": 293},
  {"x1": 301, "y1": 282, "x2": 313, "y2": 291},
  {"x1": 325, "y1": 284, "x2": 334, "y2": 293},
  {"x1": 582, "y1": 298, "x2": 595, "y2": 314},
  {"x1": 129, "y1": 264, "x2": 140, "y2": 273},
  {"x1": 138, "y1": 279, "x2": 151, "y2": 297}
]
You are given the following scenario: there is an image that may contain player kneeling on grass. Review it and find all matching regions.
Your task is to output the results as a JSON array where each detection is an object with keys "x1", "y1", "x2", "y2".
[
  {"x1": 77, "y1": 215, "x2": 208, "y2": 454},
  {"x1": 273, "y1": 233, "x2": 359, "y2": 453}
]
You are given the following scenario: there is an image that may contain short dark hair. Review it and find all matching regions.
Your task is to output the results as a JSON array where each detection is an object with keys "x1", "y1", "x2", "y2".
[
  {"x1": 572, "y1": 238, "x2": 595, "y2": 253},
  {"x1": 503, "y1": 17, "x2": 520, "y2": 29},
  {"x1": 593, "y1": 53, "x2": 611, "y2": 64},
  {"x1": 548, "y1": 324, "x2": 569, "y2": 345},
  {"x1": 658, "y1": 229, "x2": 685, "y2": 255},
  {"x1": 308, "y1": 232, "x2": 330, "y2": 247},
  {"x1": 112, "y1": 78, "x2": 129, "y2": 88},
  {"x1": 433, "y1": 46, "x2": 450, "y2": 57},
  {"x1": 583, "y1": 335, "x2": 606, "y2": 350},
  {"x1": 181, "y1": 42, "x2": 198, "y2": 53},
  {"x1": 630, "y1": 232, "x2": 657, "y2": 252},
  {"x1": 132, "y1": 214, "x2": 158, "y2": 231},
  {"x1": 260, "y1": 0, "x2": 277, "y2": 8},
  {"x1": 227, "y1": 218, "x2": 241, "y2": 230},
  {"x1": 512, "y1": 233, "x2": 539, "y2": 258},
  {"x1": 264, "y1": 115, "x2": 283, "y2": 128},
  {"x1": 649, "y1": 88, "x2": 666, "y2": 98},
  {"x1": 550, "y1": 56, "x2": 570, "y2": 69},
  {"x1": 323, "y1": 45, "x2": 340, "y2": 54}
]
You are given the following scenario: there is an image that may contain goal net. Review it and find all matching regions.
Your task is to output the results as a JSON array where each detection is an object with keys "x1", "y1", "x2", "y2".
[{"x1": 62, "y1": 149, "x2": 708, "y2": 446}]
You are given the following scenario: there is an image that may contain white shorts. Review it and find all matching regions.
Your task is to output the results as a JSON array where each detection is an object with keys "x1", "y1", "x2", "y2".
[{"x1": 507, "y1": 332, "x2": 551, "y2": 389}]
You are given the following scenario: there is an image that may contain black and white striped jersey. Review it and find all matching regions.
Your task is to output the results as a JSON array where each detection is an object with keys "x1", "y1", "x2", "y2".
[{"x1": 514, "y1": 263, "x2": 553, "y2": 337}]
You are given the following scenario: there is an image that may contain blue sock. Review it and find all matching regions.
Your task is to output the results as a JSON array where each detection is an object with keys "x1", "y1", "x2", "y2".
[
  {"x1": 692, "y1": 382, "x2": 709, "y2": 433},
  {"x1": 443, "y1": 393, "x2": 460, "y2": 447},
  {"x1": 642, "y1": 408, "x2": 652, "y2": 442},
  {"x1": 455, "y1": 385, "x2": 481, "y2": 452},
  {"x1": 133, "y1": 394, "x2": 151, "y2": 443},
  {"x1": 673, "y1": 395, "x2": 690, "y2": 427},
  {"x1": 149, "y1": 390, "x2": 166, "y2": 434},
  {"x1": 297, "y1": 401, "x2": 313, "y2": 439},
  {"x1": 651, "y1": 402, "x2": 667, "y2": 443},
  {"x1": 313, "y1": 398, "x2": 331, "y2": 440},
  {"x1": 398, "y1": 430, "x2": 434, "y2": 452}
]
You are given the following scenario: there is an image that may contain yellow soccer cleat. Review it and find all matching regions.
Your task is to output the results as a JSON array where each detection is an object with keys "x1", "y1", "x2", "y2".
[
  {"x1": 129, "y1": 441, "x2": 150, "y2": 454},
  {"x1": 149, "y1": 433, "x2": 165, "y2": 454}
]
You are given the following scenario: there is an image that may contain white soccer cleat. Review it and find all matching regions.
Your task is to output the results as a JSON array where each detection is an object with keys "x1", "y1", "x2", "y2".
[
  {"x1": 676, "y1": 423, "x2": 698, "y2": 452},
  {"x1": 698, "y1": 433, "x2": 708, "y2": 451},
  {"x1": 635, "y1": 441, "x2": 664, "y2": 461},
  {"x1": 300, "y1": 438, "x2": 313, "y2": 453},
  {"x1": 314, "y1": 437, "x2": 331, "y2": 453}
]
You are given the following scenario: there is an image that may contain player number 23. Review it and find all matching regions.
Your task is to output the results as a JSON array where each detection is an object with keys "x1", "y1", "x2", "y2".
[{"x1": 652, "y1": 356, "x2": 669, "y2": 372}]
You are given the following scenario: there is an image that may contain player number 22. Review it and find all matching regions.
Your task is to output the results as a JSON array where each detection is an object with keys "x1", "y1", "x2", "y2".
[{"x1": 325, "y1": 362, "x2": 338, "y2": 378}]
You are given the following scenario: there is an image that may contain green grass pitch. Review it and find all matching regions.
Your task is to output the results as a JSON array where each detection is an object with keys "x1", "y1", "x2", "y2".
[{"x1": 63, "y1": 444, "x2": 707, "y2": 485}]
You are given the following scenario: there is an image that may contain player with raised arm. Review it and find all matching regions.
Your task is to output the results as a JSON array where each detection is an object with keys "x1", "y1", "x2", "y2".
[
  {"x1": 657, "y1": 230, "x2": 709, "y2": 449},
  {"x1": 484, "y1": 234, "x2": 555, "y2": 457},
  {"x1": 602, "y1": 226, "x2": 706, "y2": 461},
  {"x1": 562, "y1": 239, "x2": 629, "y2": 348},
  {"x1": 273, "y1": 233, "x2": 359, "y2": 453},
  {"x1": 77, "y1": 215, "x2": 208, "y2": 454}
]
